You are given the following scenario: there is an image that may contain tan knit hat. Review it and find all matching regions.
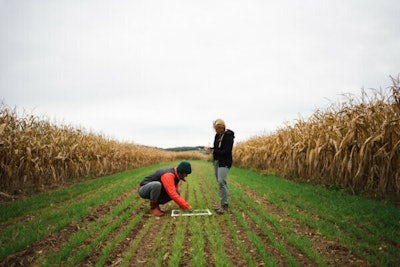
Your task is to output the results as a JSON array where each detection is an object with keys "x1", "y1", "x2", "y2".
[{"x1": 213, "y1": 118, "x2": 225, "y2": 129}]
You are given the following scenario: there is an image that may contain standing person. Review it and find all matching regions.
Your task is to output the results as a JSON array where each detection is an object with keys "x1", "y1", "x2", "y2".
[
  {"x1": 205, "y1": 119, "x2": 235, "y2": 214},
  {"x1": 138, "y1": 161, "x2": 192, "y2": 217}
]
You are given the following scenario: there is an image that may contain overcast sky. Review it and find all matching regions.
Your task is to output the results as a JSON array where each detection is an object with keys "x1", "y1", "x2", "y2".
[{"x1": 1, "y1": 0, "x2": 399, "y2": 148}]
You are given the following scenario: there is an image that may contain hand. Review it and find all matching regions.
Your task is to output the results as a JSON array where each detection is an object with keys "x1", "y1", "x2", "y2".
[{"x1": 204, "y1": 147, "x2": 213, "y2": 153}]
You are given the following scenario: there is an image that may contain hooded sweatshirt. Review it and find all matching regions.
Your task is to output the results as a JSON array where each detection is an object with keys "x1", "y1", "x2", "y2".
[{"x1": 212, "y1": 129, "x2": 235, "y2": 168}]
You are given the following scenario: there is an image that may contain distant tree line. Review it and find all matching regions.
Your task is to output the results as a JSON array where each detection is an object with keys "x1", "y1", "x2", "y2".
[{"x1": 164, "y1": 146, "x2": 204, "y2": 152}]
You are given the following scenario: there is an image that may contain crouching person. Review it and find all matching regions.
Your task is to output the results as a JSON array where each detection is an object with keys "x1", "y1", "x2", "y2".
[{"x1": 138, "y1": 161, "x2": 192, "y2": 217}]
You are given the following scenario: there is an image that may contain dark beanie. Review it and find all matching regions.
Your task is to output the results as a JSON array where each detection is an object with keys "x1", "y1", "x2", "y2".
[{"x1": 177, "y1": 161, "x2": 192, "y2": 174}]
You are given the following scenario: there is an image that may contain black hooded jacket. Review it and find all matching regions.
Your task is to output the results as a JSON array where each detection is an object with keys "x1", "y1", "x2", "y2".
[{"x1": 212, "y1": 129, "x2": 235, "y2": 168}]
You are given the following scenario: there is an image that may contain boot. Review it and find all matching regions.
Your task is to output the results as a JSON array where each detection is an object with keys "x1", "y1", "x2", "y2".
[
  {"x1": 215, "y1": 207, "x2": 224, "y2": 214},
  {"x1": 156, "y1": 203, "x2": 165, "y2": 213},
  {"x1": 215, "y1": 204, "x2": 228, "y2": 215},
  {"x1": 150, "y1": 201, "x2": 164, "y2": 217}
]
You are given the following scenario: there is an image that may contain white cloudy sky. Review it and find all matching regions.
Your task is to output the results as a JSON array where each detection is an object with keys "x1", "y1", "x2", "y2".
[{"x1": 1, "y1": 0, "x2": 399, "y2": 148}]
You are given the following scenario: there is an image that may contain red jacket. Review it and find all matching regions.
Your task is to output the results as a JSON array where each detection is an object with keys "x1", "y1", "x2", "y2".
[{"x1": 140, "y1": 167, "x2": 190, "y2": 209}]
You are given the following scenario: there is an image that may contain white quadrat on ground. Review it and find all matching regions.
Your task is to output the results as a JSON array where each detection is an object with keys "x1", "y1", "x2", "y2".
[{"x1": 171, "y1": 209, "x2": 212, "y2": 217}]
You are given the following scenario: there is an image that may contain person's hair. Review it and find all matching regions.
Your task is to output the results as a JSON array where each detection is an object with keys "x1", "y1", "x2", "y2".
[{"x1": 213, "y1": 118, "x2": 225, "y2": 130}]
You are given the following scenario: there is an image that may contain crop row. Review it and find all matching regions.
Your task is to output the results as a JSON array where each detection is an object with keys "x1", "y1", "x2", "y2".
[{"x1": 1, "y1": 161, "x2": 398, "y2": 266}]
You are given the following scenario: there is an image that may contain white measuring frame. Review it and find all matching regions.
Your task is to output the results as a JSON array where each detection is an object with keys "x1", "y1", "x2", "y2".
[{"x1": 171, "y1": 209, "x2": 212, "y2": 217}]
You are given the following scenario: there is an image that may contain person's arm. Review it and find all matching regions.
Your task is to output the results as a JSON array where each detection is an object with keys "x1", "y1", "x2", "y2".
[{"x1": 161, "y1": 173, "x2": 191, "y2": 209}]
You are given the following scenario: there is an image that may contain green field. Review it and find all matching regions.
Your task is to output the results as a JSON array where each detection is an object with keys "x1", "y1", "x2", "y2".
[{"x1": 1, "y1": 160, "x2": 399, "y2": 266}]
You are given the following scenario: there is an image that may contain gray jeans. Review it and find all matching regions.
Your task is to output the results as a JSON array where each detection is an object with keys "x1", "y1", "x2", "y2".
[
  {"x1": 214, "y1": 160, "x2": 229, "y2": 205},
  {"x1": 138, "y1": 181, "x2": 179, "y2": 204}
]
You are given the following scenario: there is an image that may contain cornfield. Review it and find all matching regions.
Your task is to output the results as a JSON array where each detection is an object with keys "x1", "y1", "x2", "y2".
[
  {"x1": 234, "y1": 76, "x2": 400, "y2": 197},
  {"x1": 0, "y1": 106, "x2": 205, "y2": 194},
  {"x1": 2, "y1": 76, "x2": 399, "y2": 199}
]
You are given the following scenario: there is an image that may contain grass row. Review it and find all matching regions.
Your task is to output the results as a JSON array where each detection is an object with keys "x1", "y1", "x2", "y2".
[
  {"x1": 0, "y1": 164, "x2": 162, "y2": 263},
  {"x1": 193, "y1": 169, "x2": 232, "y2": 266},
  {"x1": 197, "y1": 163, "x2": 302, "y2": 265},
  {"x1": 1, "y1": 160, "x2": 399, "y2": 266},
  {"x1": 229, "y1": 167, "x2": 400, "y2": 266},
  {"x1": 1, "y1": 175, "x2": 135, "y2": 260}
]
